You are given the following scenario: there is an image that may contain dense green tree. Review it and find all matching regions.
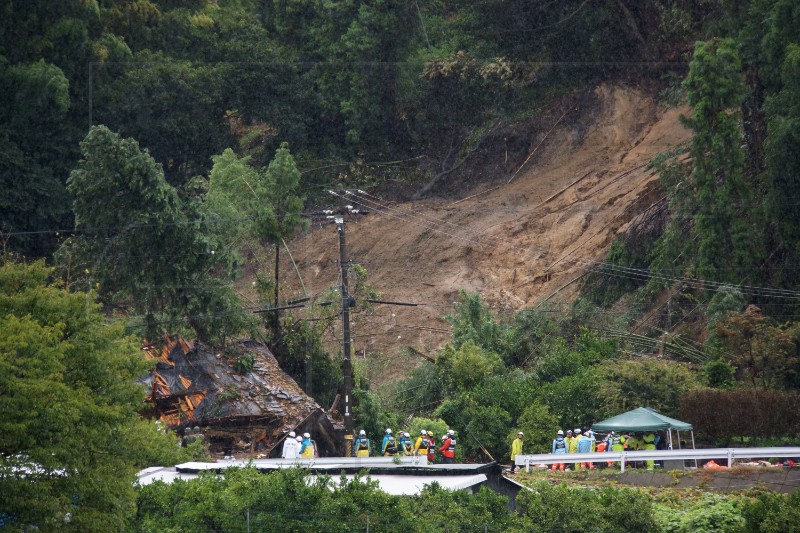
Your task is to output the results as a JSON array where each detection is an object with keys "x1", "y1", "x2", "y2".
[
  {"x1": 764, "y1": 43, "x2": 800, "y2": 288},
  {"x1": 62, "y1": 125, "x2": 248, "y2": 343},
  {"x1": 512, "y1": 400, "x2": 560, "y2": 455},
  {"x1": 0, "y1": 59, "x2": 73, "y2": 257},
  {"x1": 716, "y1": 305, "x2": 800, "y2": 389},
  {"x1": 682, "y1": 37, "x2": 762, "y2": 284},
  {"x1": 445, "y1": 290, "x2": 503, "y2": 352},
  {"x1": 95, "y1": 50, "x2": 234, "y2": 184},
  {"x1": 202, "y1": 143, "x2": 306, "y2": 340},
  {"x1": 0, "y1": 260, "x2": 187, "y2": 530},
  {"x1": 435, "y1": 341, "x2": 504, "y2": 393},
  {"x1": 595, "y1": 358, "x2": 699, "y2": 417}
]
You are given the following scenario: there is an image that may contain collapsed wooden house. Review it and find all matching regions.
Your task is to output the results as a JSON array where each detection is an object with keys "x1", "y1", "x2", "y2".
[{"x1": 140, "y1": 336, "x2": 342, "y2": 457}]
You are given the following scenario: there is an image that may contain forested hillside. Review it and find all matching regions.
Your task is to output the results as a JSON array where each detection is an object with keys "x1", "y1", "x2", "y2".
[{"x1": 3, "y1": 1, "x2": 800, "y2": 528}]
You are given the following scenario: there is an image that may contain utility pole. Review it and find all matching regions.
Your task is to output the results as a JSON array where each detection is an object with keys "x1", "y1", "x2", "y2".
[
  {"x1": 256, "y1": 194, "x2": 417, "y2": 457},
  {"x1": 335, "y1": 214, "x2": 355, "y2": 455}
]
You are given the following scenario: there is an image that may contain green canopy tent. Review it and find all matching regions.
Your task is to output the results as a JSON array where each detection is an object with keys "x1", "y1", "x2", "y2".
[{"x1": 591, "y1": 407, "x2": 694, "y2": 451}]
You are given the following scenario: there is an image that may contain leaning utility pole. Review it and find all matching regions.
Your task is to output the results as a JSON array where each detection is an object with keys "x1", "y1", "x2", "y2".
[{"x1": 335, "y1": 214, "x2": 355, "y2": 455}]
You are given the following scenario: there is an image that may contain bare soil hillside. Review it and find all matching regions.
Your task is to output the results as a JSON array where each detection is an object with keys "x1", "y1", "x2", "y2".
[{"x1": 273, "y1": 85, "x2": 691, "y2": 385}]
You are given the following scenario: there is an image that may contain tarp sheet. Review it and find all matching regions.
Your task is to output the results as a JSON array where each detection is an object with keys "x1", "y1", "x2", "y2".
[{"x1": 591, "y1": 407, "x2": 693, "y2": 432}]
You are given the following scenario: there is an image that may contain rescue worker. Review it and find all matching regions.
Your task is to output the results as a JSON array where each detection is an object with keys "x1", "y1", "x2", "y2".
[
  {"x1": 381, "y1": 428, "x2": 393, "y2": 454},
  {"x1": 402, "y1": 432, "x2": 414, "y2": 455},
  {"x1": 193, "y1": 426, "x2": 204, "y2": 446},
  {"x1": 181, "y1": 426, "x2": 194, "y2": 447},
  {"x1": 414, "y1": 430, "x2": 429, "y2": 457},
  {"x1": 282, "y1": 431, "x2": 299, "y2": 459},
  {"x1": 300, "y1": 432, "x2": 315, "y2": 458},
  {"x1": 564, "y1": 429, "x2": 575, "y2": 454},
  {"x1": 587, "y1": 430, "x2": 597, "y2": 469},
  {"x1": 427, "y1": 431, "x2": 436, "y2": 463},
  {"x1": 383, "y1": 431, "x2": 399, "y2": 456},
  {"x1": 577, "y1": 429, "x2": 593, "y2": 470},
  {"x1": 626, "y1": 433, "x2": 641, "y2": 468},
  {"x1": 354, "y1": 429, "x2": 371, "y2": 457},
  {"x1": 397, "y1": 431, "x2": 408, "y2": 454},
  {"x1": 643, "y1": 432, "x2": 656, "y2": 469},
  {"x1": 510, "y1": 431, "x2": 524, "y2": 473},
  {"x1": 610, "y1": 431, "x2": 626, "y2": 468},
  {"x1": 552, "y1": 429, "x2": 567, "y2": 471},
  {"x1": 566, "y1": 428, "x2": 580, "y2": 470},
  {"x1": 439, "y1": 429, "x2": 456, "y2": 464},
  {"x1": 596, "y1": 433, "x2": 608, "y2": 469},
  {"x1": 603, "y1": 432, "x2": 613, "y2": 451}
]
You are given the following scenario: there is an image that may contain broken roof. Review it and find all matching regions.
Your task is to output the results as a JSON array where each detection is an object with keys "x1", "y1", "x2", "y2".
[{"x1": 140, "y1": 336, "x2": 339, "y2": 454}]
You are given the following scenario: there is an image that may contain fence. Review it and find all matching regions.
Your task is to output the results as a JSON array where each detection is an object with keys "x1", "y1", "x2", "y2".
[{"x1": 515, "y1": 447, "x2": 800, "y2": 473}]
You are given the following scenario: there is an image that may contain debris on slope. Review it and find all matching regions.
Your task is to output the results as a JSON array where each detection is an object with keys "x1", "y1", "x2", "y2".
[
  {"x1": 267, "y1": 85, "x2": 693, "y2": 385},
  {"x1": 140, "y1": 335, "x2": 341, "y2": 457}
]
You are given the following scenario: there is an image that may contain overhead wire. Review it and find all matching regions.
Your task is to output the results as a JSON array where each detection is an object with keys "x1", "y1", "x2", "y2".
[{"x1": 336, "y1": 189, "x2": 800, "y2": 301}]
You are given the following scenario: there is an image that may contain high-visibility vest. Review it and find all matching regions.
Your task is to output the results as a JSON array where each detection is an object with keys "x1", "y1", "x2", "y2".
[
  {"x1": 403, "y1": 440, "x2": 414, "y2": 454},
  {"x1": 384, "y1": 436, "x2": 398, "y2": 454},
  {"x1": 441, "y1": 438, "x2": 455, "y2": 458}
]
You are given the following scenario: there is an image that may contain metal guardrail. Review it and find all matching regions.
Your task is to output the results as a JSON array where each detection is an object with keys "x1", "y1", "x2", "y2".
[
  {"x1": 515, "y1": 447, "x2": 800, "y2": 473},
  {"x1": 177, "y1": 455, "x2": 430, "y2": 471}
]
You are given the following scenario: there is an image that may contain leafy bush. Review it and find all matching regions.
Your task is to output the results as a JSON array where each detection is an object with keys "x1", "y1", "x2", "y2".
[
  {"x1": 595, "y1": 358, "x2": 699, "y2": 417},
  {"x1": 742, "y1": 491, "x2": 800, "y2": 533},
  {"x1": 653, "y1": 493, "x2": 745, "y2": 532},
  {"x1": 511, "y1": 400, "x2": 560, "y2": 454},
  {"x1": 537, "y1": 368, "x2": 601, "y2": 429},
  {"x1": 517, "y1": 481, "x2": 656, "y2": 532},
  {"x1": 464, "y1": 405, "x2": 512, "y2": 461},
  {"x1": 436, "y1": 341, "x2": 504, "y2": 393},
  {"x1": 703, "y1": 358, "x2": 737, "y2": 389},
  {"x1": 134, "y1": 466, "x2": 521, "y2": 531},
  {"x1": 233, "y1": 353, "x2": 255, "y2": 373}
]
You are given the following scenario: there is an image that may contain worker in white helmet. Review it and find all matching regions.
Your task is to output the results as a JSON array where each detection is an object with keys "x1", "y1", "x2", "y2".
[
  {"x1": 282, "y1": 431, "x2": 299, "y2": 459},
  {"x1": 300, "y1": 432, "x2": 315, "y2": 458},
  {"x1": 510, "y1": 431, "x2": 524, "y2": 473},
  {"x1": 354, "y1": 429, "x2": 371, "y2": 457},
  {"x1": 381, "y1": 428, "x2": 392, "y2": 455},
  {"x1": 414, "y1": 429, "x2": 430, "y2": 457},
  {"x1": 552, "y1": 430, "x2": 566, "y2": 472}
]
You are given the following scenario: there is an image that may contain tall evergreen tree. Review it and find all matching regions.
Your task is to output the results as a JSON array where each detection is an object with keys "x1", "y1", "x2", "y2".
[
  {"x1": 62, "y1": 125, "x2": 247, "y2": 343},
  {"x1": 682, "y1": 38, "x2": 762, "y2": 284}
]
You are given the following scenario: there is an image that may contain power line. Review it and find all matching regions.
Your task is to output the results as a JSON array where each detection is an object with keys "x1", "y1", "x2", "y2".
[{"x1": 335, "y1": 190, "x2": 800, "y2": 301}]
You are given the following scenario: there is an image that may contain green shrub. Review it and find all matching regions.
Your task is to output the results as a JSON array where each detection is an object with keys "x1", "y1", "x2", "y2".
[
  {"x1": 653, "y1": 493, "x2": 745, "y2": 533},
  {"x1": 517, "y1": 481, "x2": 656, "y2": 532},
  {"x1": 742, "y1": 491, "x2": 800, "y2": 533},
  {"x1": 233, "y1": 353, "x2": 255, "y2": 373}
]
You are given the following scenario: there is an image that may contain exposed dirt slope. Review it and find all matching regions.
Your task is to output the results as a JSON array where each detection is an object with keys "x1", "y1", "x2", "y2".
[{"x1": 277, "y1": 85, "x2": 691, "y2": 385}]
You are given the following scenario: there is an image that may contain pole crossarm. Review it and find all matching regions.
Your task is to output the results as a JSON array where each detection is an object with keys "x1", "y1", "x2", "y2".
[{"x1": 515, "y1": 447, "x2": 800, "y2": 473}]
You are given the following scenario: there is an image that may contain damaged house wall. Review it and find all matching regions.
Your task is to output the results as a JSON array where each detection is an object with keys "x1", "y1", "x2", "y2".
[{"x1": 140, "y1": 336, "x2": 342, "y2": 457}]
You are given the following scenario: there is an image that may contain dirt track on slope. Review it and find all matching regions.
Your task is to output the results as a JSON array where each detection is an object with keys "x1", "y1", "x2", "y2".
[{"x1": 269, "y1": 85, "x2": 692, "y2": 387}]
